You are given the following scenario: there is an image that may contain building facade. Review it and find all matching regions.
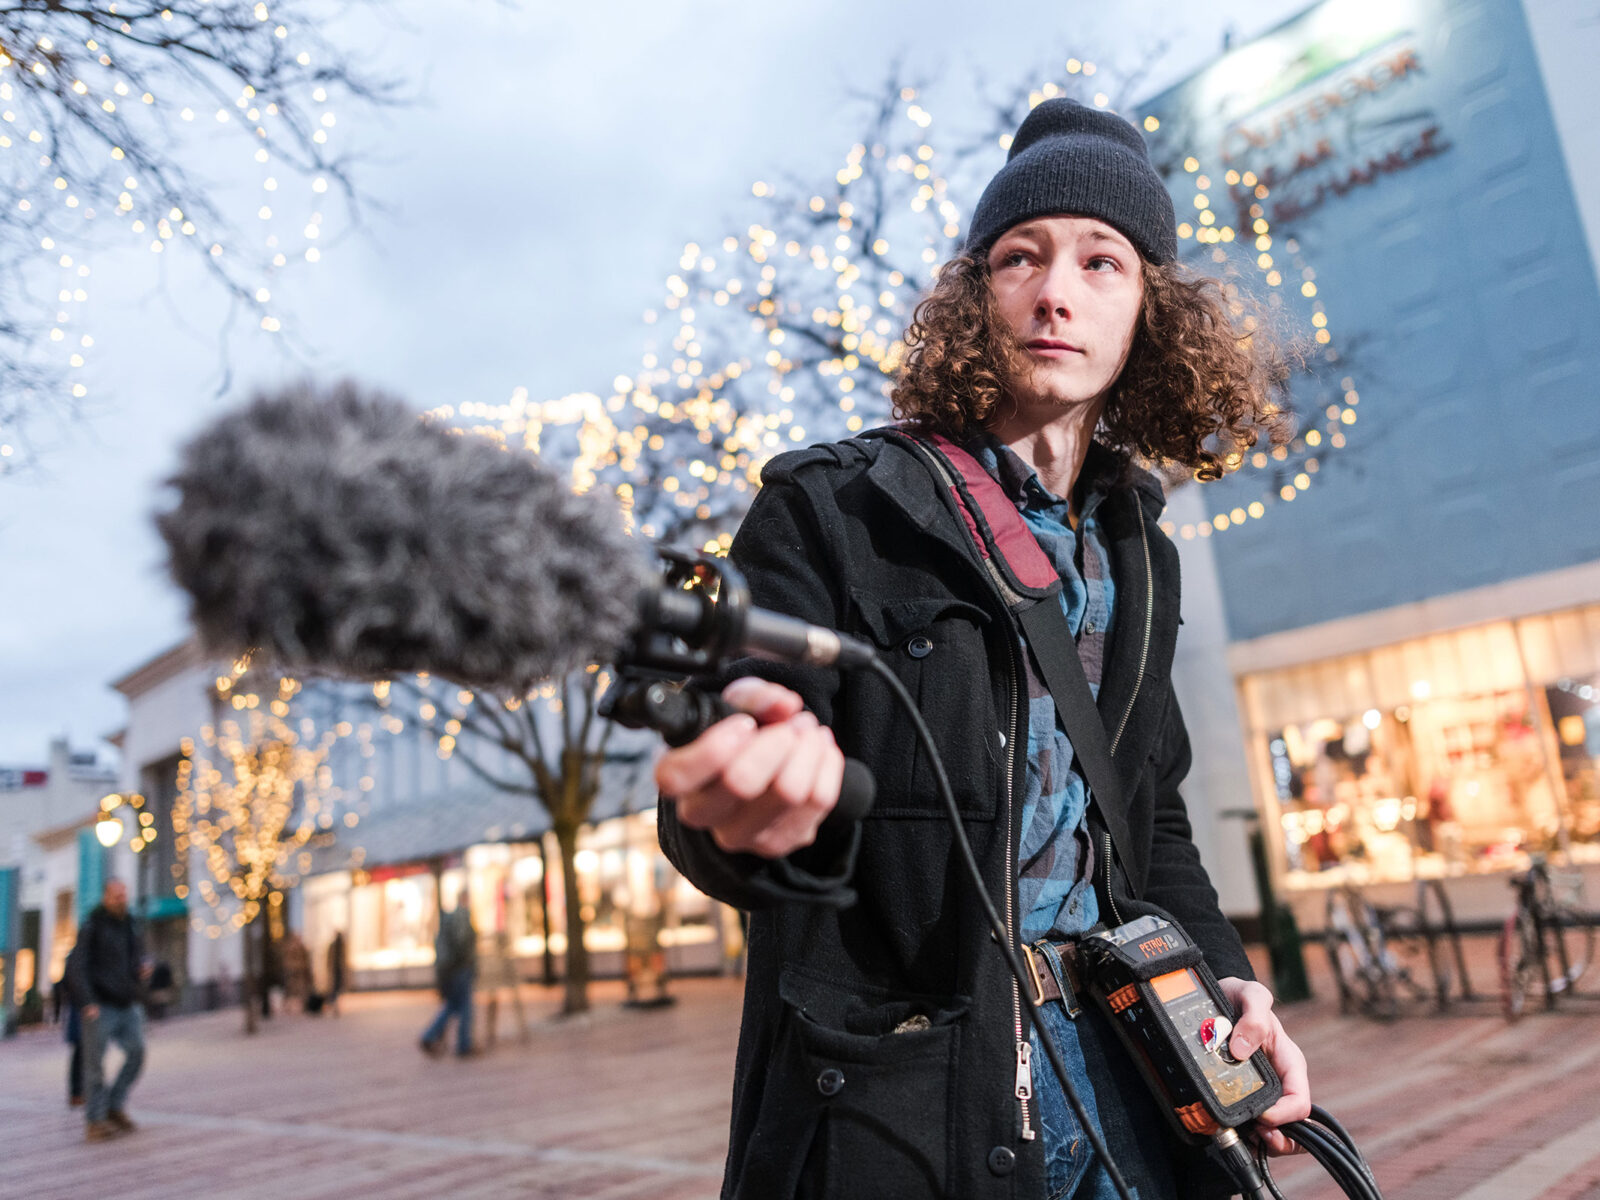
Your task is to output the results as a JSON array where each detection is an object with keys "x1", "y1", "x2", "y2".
[
  {"x1": 0, "y1": 738, "x2": 118, "y2": 1025},
  {"x1": 1140, "y1": 0, "x2": 1600, "y2": 923}
]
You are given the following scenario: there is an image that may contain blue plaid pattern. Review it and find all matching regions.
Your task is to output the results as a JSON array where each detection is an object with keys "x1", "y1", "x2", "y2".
[{"x1": 968, "y1": 435, "x2": 1115, "y2": 942}]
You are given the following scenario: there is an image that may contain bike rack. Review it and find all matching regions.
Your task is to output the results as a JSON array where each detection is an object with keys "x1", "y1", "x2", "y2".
[{"x1": 1414, "y1": 878, "x2": 1476, "y2": 1006}]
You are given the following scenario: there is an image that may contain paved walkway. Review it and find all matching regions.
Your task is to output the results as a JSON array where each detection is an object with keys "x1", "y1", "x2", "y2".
[{"x1": 3, "y1": 942, "x2": 1600, "y2": 1198}]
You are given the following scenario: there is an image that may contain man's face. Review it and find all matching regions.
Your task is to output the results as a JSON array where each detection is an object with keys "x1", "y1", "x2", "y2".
[
  {"x1": 986, "y1": 215, "x2": 1144, "y2": 417},
  {"x1": 104, "y1": 880, "x2": 128, "y2": 916}
]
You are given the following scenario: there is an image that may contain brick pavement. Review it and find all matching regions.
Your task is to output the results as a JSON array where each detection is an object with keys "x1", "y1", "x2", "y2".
[{"x1": 2, "y1": 940, "x2": 1599, "y2": 1198}]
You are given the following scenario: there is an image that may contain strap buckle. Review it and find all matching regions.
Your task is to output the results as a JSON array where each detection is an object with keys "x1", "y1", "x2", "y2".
[{"x1": 1020, "y1": 942, "x2": 1048, "y2": 1007}]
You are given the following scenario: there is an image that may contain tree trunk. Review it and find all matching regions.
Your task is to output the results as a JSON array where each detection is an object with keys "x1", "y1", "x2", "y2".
[
  {"x1": 537, "y1": 838, "x2": 556, "y2": 986},
  {"x1": 554, "y1": 821, "x2": 590, "y2": 1015},
  {"x1": 241, "y1": 914, "x2": 259, "y2": 1035}
]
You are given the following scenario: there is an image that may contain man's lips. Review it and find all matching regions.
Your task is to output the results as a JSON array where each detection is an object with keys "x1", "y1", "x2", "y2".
[{"x1": 1025, "y1": 338, "x2": 1083, "y2": 355}]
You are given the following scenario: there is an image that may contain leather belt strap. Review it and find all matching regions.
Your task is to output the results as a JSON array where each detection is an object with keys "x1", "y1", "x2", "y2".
[{"x1": 1021, "y1": 938, "x2": 1086, "y2": 1014}]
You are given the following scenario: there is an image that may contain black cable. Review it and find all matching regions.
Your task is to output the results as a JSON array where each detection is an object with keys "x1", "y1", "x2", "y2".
[
  {"x1": 1253, "y1": 1140, "x2": 1290, "y2": 1200},
  {"x1": 866, "y1": 656, "x2": 1137, "y2": 1200},
  {"x1": 1270, "y1": 1118, "x2": 1384, "y2": 1200},
  {"x1": 1316, "y1": 1108, "x2": 1382, "y2": 1197}
]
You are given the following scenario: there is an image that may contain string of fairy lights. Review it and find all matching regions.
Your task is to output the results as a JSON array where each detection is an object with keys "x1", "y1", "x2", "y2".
[
  {"x1": 170, "y1": 657, "x2": 368, "y2": 941},
  {"x1": 1158, "y1": 149, "x2": 1360, "y2": 541},
  {"x1": 0, "y1": 13, "x2": 341, "y2": 471}
]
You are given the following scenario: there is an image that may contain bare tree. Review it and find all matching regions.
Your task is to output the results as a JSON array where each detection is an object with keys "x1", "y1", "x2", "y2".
[
  {"x1": 369, "y1": 671, "x2": 654, "y2": 1017},
  {"x1": 0, "y1": 0, "x2": 396, "y2": 472}
]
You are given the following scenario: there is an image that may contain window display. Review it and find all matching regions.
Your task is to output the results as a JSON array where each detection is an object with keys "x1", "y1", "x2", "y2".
[
  {"x1": 1242, "y1": 604, "x2": 1600, "y2": 889},
  {"x1": 298, "y1": 808, "x2": 724, "y2": 983}
]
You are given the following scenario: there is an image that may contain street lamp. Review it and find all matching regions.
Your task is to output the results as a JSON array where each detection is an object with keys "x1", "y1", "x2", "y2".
[
  {"x1": 94, "y1": 814, "x2": 124, "y2": 847},
  {"x1": 95, "y1": 793, "x2": 125, "y2": 847}
]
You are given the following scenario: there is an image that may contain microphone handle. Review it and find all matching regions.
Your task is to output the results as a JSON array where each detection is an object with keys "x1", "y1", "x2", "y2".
[{"x1": 634, "y1": 682, "x2": 875, "y2": 824}]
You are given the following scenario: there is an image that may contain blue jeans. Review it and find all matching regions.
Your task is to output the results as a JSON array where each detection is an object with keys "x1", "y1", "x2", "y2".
[
  {"x1": 1030, "y1": 995, "x2": 1180, "y2": 1200},
  {"x1": 83, "y1": 1004, "x2": 145, "y2": 1123},
  {"x1": 422, "y1": 968, "x2": 474, "y2": 1055}
]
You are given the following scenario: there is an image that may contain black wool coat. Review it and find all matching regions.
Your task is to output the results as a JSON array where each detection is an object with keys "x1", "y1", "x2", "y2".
[
  {"x1": 659, "y1": 430, "x2": 1253, "y2": 1200},
  {"x1": 68, "y1": 905, "x2": 145, "y2": 1009}
]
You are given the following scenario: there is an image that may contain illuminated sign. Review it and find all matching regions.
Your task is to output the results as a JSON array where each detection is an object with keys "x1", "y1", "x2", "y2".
[
  {"x1": 1221, "y1": 38, "x2": 1449, "y2": 227},
  {"x1": 1148, "y1": 0, "x2": 1452, "y2": 233}
]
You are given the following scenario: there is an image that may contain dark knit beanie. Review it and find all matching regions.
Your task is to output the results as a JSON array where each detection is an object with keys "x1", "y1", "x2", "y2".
[{"x1": 965, "y1": 98, "x2": 1177, "y2": 264}]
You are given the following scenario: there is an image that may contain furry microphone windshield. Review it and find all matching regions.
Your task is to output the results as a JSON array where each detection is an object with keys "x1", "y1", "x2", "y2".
[{"x1": 156, "y1": 381, "x2": 652, "y2": 692}]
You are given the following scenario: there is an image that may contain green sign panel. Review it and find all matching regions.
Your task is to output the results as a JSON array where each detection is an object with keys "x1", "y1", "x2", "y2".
[
  {"x1": 77, "y1": 830, "x2": 107, "y2": 924},
  {"x1": 0, "y1": 866, "x2": 17, "y2": 953}
]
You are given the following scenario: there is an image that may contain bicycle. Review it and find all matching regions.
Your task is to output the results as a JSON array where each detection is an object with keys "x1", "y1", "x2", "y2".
[
  {"x1": 1498, "y1": 853, "x2": 1596, "y2": 1020},
  {"x1": 1323, "y1": 879, "x2": 1457, "y2": 1020}
]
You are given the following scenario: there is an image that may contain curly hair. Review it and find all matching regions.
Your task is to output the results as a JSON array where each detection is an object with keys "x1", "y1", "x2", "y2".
[{"x1": 890, "y1": 252, "x2": 1294, "y2": 481}]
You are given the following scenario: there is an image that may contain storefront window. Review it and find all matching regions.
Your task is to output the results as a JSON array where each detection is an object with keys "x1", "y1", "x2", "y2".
[
  {"x1": 344, "y1": 866, "x2": 437, "y2": 969},
  {"x1": 1243, "y1": 604, "x2": 1600, "y2": 888},
  {"x1": 298, "y1": 810, "x2": 727, "y2": 977}
]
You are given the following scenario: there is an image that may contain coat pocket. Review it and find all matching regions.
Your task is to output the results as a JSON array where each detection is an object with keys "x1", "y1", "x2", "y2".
[
  {"x1": 775, "y1": 965, "x2": 968, "y2": 1199},
  {"x1": 842, "y1": 588, "x2": 997, "y2": 820}
]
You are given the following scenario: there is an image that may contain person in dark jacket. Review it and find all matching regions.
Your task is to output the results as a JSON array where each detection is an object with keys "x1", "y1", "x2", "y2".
[
  {"x1": 68, "y1": 879, "x2": 149, "y2": 1142},
  {"x1": 57, "y1": 957, "x2": 85, "y2": 1107},
  {"x1": 325, "y1": 929, "x2": 348, "y2": 1016},
  {"x1": 656, "y1": 99, "x2": 1312, "y2": 1200},
  {"x1": 420, "y1": 894, "x2": 477, "y2": 1057}
]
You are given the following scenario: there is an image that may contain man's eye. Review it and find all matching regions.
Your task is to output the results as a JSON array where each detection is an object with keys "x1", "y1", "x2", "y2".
[
  {"x1": 1087, "y1": 255, "x2": 1120, "y2": 272},
  {"x1": 1000, "y1": 250, "x2": 1031, "y2": 267}
]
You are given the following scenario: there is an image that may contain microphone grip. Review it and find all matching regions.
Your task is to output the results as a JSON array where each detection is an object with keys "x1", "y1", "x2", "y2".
[{"x1": 642, "y1": 683, "x2": 874, "y2": 826}]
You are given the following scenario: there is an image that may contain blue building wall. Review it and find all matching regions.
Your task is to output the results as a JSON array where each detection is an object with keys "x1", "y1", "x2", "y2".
[{"x1": 1141, "y1": 0, "x2": 1600, "y2": 641}]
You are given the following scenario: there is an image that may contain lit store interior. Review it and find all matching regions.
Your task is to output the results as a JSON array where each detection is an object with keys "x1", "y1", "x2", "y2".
[{"x1": 1239, "y1": 603, "x2": 1600, "y2": 895}]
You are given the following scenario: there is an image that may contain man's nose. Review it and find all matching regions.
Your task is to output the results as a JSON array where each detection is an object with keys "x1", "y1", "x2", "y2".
[{"x1": 1033, "y1": 262, "x2": 1078, "y2": 322}]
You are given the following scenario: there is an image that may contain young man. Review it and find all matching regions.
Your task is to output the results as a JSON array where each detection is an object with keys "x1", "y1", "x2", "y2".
[
  {"x1": 656, "y1": 98, "x2": 1311, "y2": 1199},
  {"x1": 69, "y1": 878, "x2": 149, "y2": 1142}
]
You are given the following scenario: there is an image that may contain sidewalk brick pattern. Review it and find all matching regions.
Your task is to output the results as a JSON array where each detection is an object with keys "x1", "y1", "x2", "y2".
[{"x1": 2, "y1": 941, "x2": 1599, "y2": 1198}]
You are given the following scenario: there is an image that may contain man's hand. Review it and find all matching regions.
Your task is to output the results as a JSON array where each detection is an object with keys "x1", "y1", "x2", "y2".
[
  {"x1": 82, "y1": 1004, "x2": 100, "y2": 1021},
  {"x1": 1217, "y1": 976, "x2": 1312, "y2": 1156},
  {"x1": 654, "y1": 677, "x2": 845, "y2": 860}
]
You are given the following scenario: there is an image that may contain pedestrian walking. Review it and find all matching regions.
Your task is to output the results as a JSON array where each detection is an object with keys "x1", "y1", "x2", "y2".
[
  {"x1": 68, "y1": 879, "x2": 149, "y2": 1143},
  {"x1": 420, "y1": 895, "x2": 477, "y2": 1058},
  {"x1": 282, "y1": 931, "x2": 312, "y2": 1012},
  {"x1": 54, "y1": 958, "x2": 86, "y2": 1107},
  {"x1": 325, "y1": 929, "x2": 347, "y2": 1016},
  {"x1": 656, "y1": 97, "x2": 1312, "y2": 1198}
]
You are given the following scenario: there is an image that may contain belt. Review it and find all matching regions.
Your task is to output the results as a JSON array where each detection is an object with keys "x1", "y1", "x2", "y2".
[{"x1": 1021, "y1": 938, "x2": 1086, "y2": 1015}]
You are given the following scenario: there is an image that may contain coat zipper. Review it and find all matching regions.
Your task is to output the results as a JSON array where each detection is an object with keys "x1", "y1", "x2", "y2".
[
  {"x1": 1103, "y1": 830, "x2": 1126, "y2": 929},
  {"x1": 904, "y1": 439, "x2": 1058, "y2": 1143},
  {"x1": 1101, "y1": 511, "x2": 1153, "y2": 930},
  {"x1": 1003, "y1": 634, "x2": 1036, "y2": 1141},
  {"x1": 1108, "y1": 508, "x2": 1153, "y2": 757}
]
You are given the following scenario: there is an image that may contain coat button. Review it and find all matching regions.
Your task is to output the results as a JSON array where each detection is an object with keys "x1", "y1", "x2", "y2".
[
  {"x1": 817, "y1": 1067, "x2": 845, "y2": 1096},
  {"x1": 905, "y1": 634, "x2": 934, "y2": 658},
  {"x1": 987, "y1": 1146, "x2": 1016, "y2": 1176}
]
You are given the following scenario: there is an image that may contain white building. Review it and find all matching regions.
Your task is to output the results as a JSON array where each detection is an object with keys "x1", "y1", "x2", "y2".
[{"x1": 0, "y1": 737, "x2": 117, "y2": 1020}]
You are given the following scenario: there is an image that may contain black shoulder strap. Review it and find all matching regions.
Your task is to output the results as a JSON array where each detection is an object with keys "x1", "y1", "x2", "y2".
[
  {"x1": 903, "y1": 431, "x2": 1138, "y2": 891},
  {"x1": 1015, "y1": 601, "x2": 1128, "y2": 830}
]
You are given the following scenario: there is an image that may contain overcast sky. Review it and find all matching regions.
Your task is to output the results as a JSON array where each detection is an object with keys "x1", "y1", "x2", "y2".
[{"x1": 0, "y1": 0, "x2": 1310, "y2": 765}]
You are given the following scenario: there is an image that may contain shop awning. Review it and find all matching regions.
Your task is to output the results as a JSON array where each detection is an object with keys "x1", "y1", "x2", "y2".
[
  {"x1": 306, "y1": 788, "x2": 551, "y2": 876},
  {"x1": 305, "y1": 766, "x2": 659, "y2": 877},
  {"x1": 1239, "y1": 603, "x2": 1600, "y2": 731}
]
